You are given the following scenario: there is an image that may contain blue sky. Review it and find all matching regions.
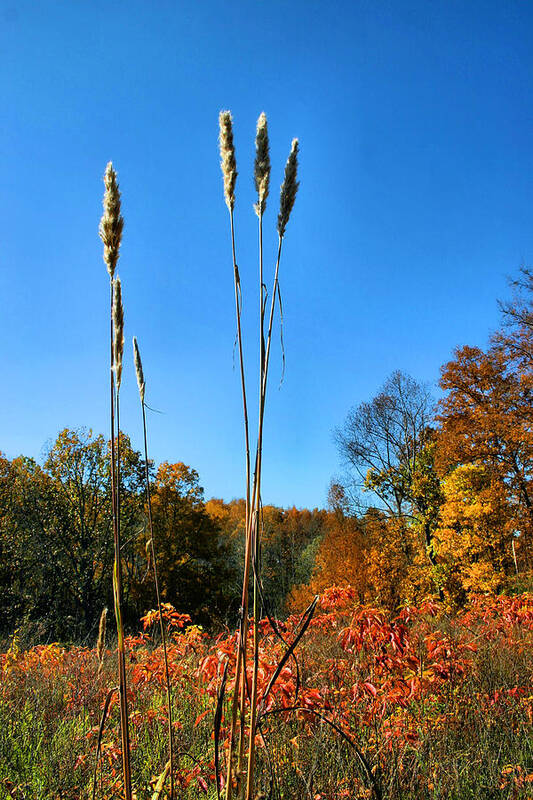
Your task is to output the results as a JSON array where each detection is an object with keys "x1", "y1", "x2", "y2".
[{"x1": 1, "y1": 0, "x2": 532, "y2": 508}]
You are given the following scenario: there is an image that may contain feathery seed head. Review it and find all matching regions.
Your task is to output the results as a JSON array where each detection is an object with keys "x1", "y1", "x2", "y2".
[
  {"x1": 112, "y1": 278, "x2": 124, "y2": 390},
  {"x1": 99, "y1": 162, "x2": 124, "y2": 278},
  {"x1": 133, "y1": 336, "x2": 146, "y2": 405},
  {"x1": 254, "y1": 112, "x2": 270, "y2": 217},
  {"x1": 277, "y1": 138, "x2": 299, "y2": 238},
  {"x1": 96, "y1": 607, "x2": 107, "y2": 674},
  {"x1": 218, "y1": 111, "x2": 237, "y2": 211}
]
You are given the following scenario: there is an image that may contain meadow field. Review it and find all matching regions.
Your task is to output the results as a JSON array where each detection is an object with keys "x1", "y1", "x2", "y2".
[{"x1": 1, "y1": 590, "x2": 532, "y2": 799}]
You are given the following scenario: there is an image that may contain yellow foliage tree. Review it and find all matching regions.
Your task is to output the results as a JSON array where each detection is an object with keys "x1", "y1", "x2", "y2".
[{"x1": 434, "y1": 463, "x2": 513, "y2": 603}]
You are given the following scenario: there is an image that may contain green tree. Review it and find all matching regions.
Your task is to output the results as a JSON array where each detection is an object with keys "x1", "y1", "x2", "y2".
[{"x1": 335, "y1": 371, "x2": 434, "y2": 519}]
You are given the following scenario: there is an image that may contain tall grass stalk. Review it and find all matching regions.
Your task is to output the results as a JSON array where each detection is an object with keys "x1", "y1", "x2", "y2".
[
  {"x1": 99, "y1": 163, "x2": 132, "y2": 800},
  {"x1": 245, "y1": 135, "x2": 299, "y2": 800},
  {"x1": 219, "y1": 111, "x2": 253, "y2": 800},
  {"x1": 236, "y1": 112, "x2": 271, "y2": 793},
  {"x1": 133, "y1": 336, "x2": 175, "y2": 800},
  {"x1": 219, "y1": 113, "x2": 299, "y2": 800},
  {"x1": 243, "y1": 111, "x2": 271, "y2": 800}
]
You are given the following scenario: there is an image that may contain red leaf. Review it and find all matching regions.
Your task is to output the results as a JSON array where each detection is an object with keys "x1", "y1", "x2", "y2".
[{"x1": 194, "y1": 709, "x2": 211, "y2": 727}]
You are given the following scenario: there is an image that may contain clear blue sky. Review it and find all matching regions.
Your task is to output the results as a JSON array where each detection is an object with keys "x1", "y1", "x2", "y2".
[{"x1": 1, "y1": 0, "x2": 532, "y2": 508}]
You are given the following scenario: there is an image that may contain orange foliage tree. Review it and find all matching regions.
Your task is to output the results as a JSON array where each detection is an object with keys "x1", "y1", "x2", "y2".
[
  {"x1": 438, "y1": 340, "x2": 532, "y2": 570},
  {"x1": 435, "y1": 269, "x2": 532, "y2": 586},
  {"x1": 289, "y1": 508, "x2": 366, "y2": 610}
]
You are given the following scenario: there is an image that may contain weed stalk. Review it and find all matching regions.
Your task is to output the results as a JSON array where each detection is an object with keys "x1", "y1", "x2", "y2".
[
  {"x1": 99, "y1": 164, "x2": 132, "y2": 800},
  {"x1": 133, "y1": 336, "x2": 175, "y2": 799}
]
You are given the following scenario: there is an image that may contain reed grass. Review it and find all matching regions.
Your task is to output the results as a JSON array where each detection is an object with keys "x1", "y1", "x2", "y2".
[
  {"x1": 219, "y1": 111, "x2": 252, "y2": 800},
  {"x1": 99, "y1": 163, "x2": 132, "y2": 800},
  {"x1": 219, "y1": 112, "x2": 300, "y2": 800}
]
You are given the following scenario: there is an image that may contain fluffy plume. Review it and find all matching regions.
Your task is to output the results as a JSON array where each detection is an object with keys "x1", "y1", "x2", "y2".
[
  {"x1": 96, "y1": 607, "x2": 107, "y2": 675},
  {"x1": 133, "y1": 336, "x2": 146, "y2": 405},
  {"x1": 112, "y1": 278, "x2": 125, "y2": 390},
  {"x1": 219, "y1": 111, "x2": 237, "y2": 211},
  {"x1": 254, "y1": 112, "x2": 270, "y2": 217},
  {"x1": 277, "y1": 138, "x2": 300, "y2": 238},
  {"x1": 99, "y1": 162, "x2": 124, "y2": 278}
]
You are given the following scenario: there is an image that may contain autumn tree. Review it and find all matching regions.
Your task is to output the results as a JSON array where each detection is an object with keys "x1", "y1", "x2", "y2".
[
  {"x1": 205, "y1": 499, "x2": 328, "y2": 615},
  {"x1": 408, "y1": 432, "x2": 445, "y2": 598},
  {"x1": 434, "y1": 463, "x2": 513, "y2": 603},
  {"x1": 435, "y1": 266, "x2": 532, "y2": 585},
  {"x1": 260, "y1": 505, "x2": 328, "y2": 613},
  {"x1": 497, "y1": 266, "x2": 533, "y2": 367},
  {"x1": 144, "y1": 462, "x2": 236, "y2": 625},
  {"x1": 438, "y1": 342, "x2": 532, "y2": 551},
  {"x1": 205, "y1": 497, "x2": 248, "y2": 608},
  {"x1": 333, "y1": 371, "x2": 441, "y2": 599},
  {"x1": 0, "y1": 454, "x2": 53, "y2": 636},
  {"x1": 289, "y1": 508, "x2": 366, "y2": 610},
  {"x1": 360, "y1": 509, "x2": 429, "y2": 606},
  {"x1": 335, "y1": 371, "x2": 434, "y2": 518},
  {"x1": 0, "y1": 429, "x2": 149, "y2": 639},
  {"x1": 0, "y1": 430, "x2": 241, "y2": 640}
]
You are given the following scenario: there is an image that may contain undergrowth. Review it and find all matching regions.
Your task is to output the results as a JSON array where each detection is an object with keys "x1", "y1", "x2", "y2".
[{"x1": 1, "y1": 591, "x2": 532, "y2": 799}]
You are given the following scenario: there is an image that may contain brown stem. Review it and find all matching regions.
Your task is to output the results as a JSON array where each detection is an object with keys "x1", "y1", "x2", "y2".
[
  {"x1": 110, "y1": 285, "x2": 132, "y2": 800},
  {"x1": 141, "y1": 401, "x2": 175, "y2": 798},
  {"x1": 225, "y1": 208, "x2": 252, "y2": 800},
  {"x1": 231, "y1": 209, "x2": 252, "y2": 583},
  {"x1": 244, "y1": 215, "x2": 268, "y2": 800}
]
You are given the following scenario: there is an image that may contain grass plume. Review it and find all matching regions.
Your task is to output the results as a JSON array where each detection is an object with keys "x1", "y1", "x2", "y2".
[
  {"x1": 113, "y1": 278, "x2": 124, "y2": 391},
  {"x1": 219, "y1": 108, "x2": 253, "y2": 800},
  {"x1": 219, "y1": 112, "x2": 300, "y2": 800},
  {"x1": 133, "y1": 336, "x2": 146, "y2": 405},
  {"x1": 99, "y1": 162, "x2": 124, "y2": 278},
  {"x1": 96, "y1": 607, "x2": 107, "y2": 676},
  {"x1": 277, "y1": 138, "x2": 299, "y2": 238},
  {"x1": 254, "y1": 112, "x2": 270, "y2": 217},
  {"x1": 219, "y1": 111, "x2": 238, "y2": 212}
]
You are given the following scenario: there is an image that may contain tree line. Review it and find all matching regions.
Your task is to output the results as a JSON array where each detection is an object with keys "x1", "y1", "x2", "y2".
[
  {"x1": 1, "y1": 269, "x2": 531, "y2": 641},
  {"x1": 0, "y1": 430, "x2": 330, "y2": 641}
]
